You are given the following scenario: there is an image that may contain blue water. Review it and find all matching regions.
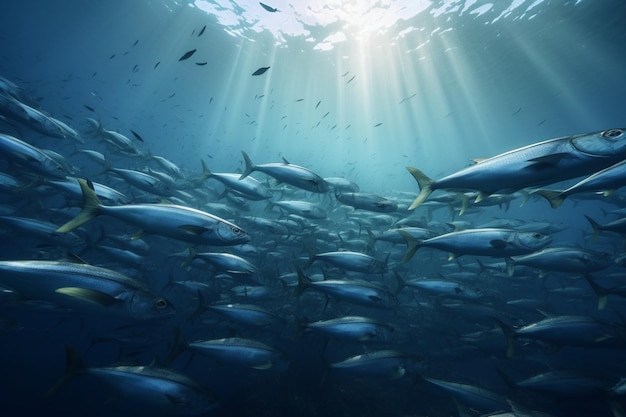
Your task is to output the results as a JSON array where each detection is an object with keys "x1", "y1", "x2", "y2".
[{"x1": 1, "y1": 0, "x2": 626, "y2": 416}]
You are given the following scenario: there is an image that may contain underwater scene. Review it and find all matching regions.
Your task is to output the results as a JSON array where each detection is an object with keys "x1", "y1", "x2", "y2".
[{"x1": 1, "y1": 0, "x2": 626, "y2": 416}]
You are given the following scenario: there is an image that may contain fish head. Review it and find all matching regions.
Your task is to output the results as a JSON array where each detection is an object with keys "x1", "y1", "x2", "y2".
[
  {"x1": 571, "y1": 128, "x2": 626, "y2": 156},
  {"x1": 515, "y1": 231, "x2": 552, "y2": 251},
  {"x1": 127, "y1": 290, "x2": 176, "y2": 320},
  {"x1": 215, "y1": 221, "x2": 251, "y2": 244}
]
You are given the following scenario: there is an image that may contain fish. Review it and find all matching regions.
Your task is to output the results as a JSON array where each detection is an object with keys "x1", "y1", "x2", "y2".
[
  {"x1": 295, "y1": 98, "x2": 304, "y2": 102},
  {"x1": 421, "y1": 376, "x2": 511, "y2": 414},
  {"x1": 346, "y1": 75, "x2": 356, "y2": 84},
  {"x1": 154, "y1": 61, "x2": 160, "y2": 69},
  {"x1": 403, "y1": 278, "x2": 483, "y2": 300},
  {"x1": 181, "y1": 248, "x2": 257, "y2": 275},
  {"x1": 83, "y1": 104, "x2": 95, "y2": 112},
  {"x1": 0, "y1": 133, "x2": 69, "y2": 178},
  {"x1": 406, "y1": 128, "x2": 626, "y2": 209},
  {"x1": 195, "y1": 62, "x2": 207, "y2": 66},
  {"x1": 505, "y1": 247, "x2": 613, "y2": 277},
  {"x1": 374, "y1": 122, "x2": 383, "y2": 127},
  {"x1": 399, "y1": 228, "x2": 552, "y2": 263},
  {"x1": 335, "y1": 191, "x2": 397, "y2": 212},
  {"x1": 495, "y1": 316, "x2": 626, "y2": 357},
  {"x1": 330, "y1": 350, "x2": 423, "y2": 380},
  {"x1": 165, "y1": 329, "x2": 287, "y2": 370},
  {"x1": 252, "y1": 66, "x2": 270, "y2": 76},
  {"x1": 239, "y1": 151, "x2": 328, "y2": 193},
  {"x1": 198, "y1": 25, "x2": 206, "y2": 37},
  {"x1": 129, "y1": 129, "x2": 144, "y2": 142},
  {"x1": 201, "y1": 160, "x2": 272, "y2": 200},
  {"x1": 178, "y1": 49, "x2": 197, "y2": 61},
  {"x1": 295, "y1": 268, "x2": 397, "y2": 309},
  {"x1": 535, "y1": 158, "x2": 626, "y2": 208},
  {"x1": 315, "y1": 100, "x2": 321, "y2": 109},
  {"x1": 56, "y1": 178, "x2": 250, "y2": 247},
  {"x1": 271, "y1": 200, "x2": 327, "y2": 219},
  {"x1": 0, "y1": 260, "x2": 174, "y2": 320},
  {"x1": 302, "y1": 316, "x2": 395, "y2": 342},
  {"x1": 47, "y1": 346, "x2": 217, "y2": 414},
  {"x1": 585, "y1": 215, "x2": 626, "y2": 242},
  {"x1": 308, "y1": 251, "x2": 387, "y2": 274},
  {"x1": 259, "y1": 2, "x2": 279, "y2": 12},
  {"x1": 204, "y1": 303, "x2": 279, "y2": 327}
]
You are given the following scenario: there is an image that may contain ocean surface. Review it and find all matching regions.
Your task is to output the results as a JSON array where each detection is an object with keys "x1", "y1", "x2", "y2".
[{"x1": 1, "y1": 1, "x2": 626, "y2": 416}]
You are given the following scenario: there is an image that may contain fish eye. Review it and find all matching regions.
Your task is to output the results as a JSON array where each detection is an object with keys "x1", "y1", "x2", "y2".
[
  {"x1": 602, "y1": 129, "x2": 623, "y2": 138},
  {"x1": 154, "y1": 298, "x2": 168, "y2": 309},
  {"x1": 532, "y1": 232, "x2": 543, "y2": 239},
  {"x1": 232, "y1": 227, "x2": 242, "y2": 234}
]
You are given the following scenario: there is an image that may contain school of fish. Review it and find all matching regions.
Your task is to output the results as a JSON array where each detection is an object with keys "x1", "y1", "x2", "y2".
[{"x1": 2, "y1": 70, "x2": 626, "y2": 417}]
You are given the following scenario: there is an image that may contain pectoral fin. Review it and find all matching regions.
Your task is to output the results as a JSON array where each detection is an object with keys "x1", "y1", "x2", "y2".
[
  {"x1": 490, "y1": 239, "x2": 508, "y2": 249},
  {"x1": 178, "y1": 225, "x2": 211, "y2": 235},
  {"x1": 55, "y1": 287, "x2": 121, "y2": 307},
  {"x1": 527, "y1": 153, "x2": 569, "y2": 168}
]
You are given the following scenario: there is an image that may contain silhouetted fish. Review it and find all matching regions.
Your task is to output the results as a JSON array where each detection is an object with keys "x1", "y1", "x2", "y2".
[
  {"x1": 83, "y1": 105, "x2": 95, "y2": 112},
  {"x1": 179, "y1": 49, "x2": 197, "y2": 61},
  {"x1": 198, "y1": 25, "x2": 206, "y2": 37},
  {"x1": 259, "y1": 2, "x2": 279, "y2": 12},
  {"x1": 196, "y1": 62, "x2": 207, "y2": 66},
  {"x1": 252, "y1": 66, "x2": 270, "y2": 76},
  {"x1": 130, "y1": 129, "x2": 144, "y2": 142}
]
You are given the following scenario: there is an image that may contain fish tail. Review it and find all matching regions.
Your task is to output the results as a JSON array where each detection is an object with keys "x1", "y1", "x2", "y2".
[
  {"x1": 505, "y1": 257, "x2": 515, "y2": 277},
  {"x1": 56, "y1": 178, "x2": 103, "y2": 233},
  {"x1": 518, "y1": 190, "x2": 531, "y2": 207},
  {"x1": 160, "y1": 327, "x2": 190, "y2": 366},
  {"x1": 406, "y1": 167, "x2": 434, "y2": 210},
  {"x1": 456, "y1": 193, "x2": 469, "y2": 215},
  {"x1": 294, "y1": 267, "x2": 311, "y2": 298},
  {"x1": 44, "y1": 345, "x2": 86, "y2": 399},
  {"x1": 239, "y1": 151, "x2": 255, "y2": 180},
  {"x1": 181, "y1": 247, "x2": 197, "y2": 269},
  {"x1": 584, "y1": 215, "x2": 601, "y2": 243},
  {"x1": 584, "y1": 274, "x2": 608, "y2": 310},
  {"x1": 398, "y1": 229, "x2": 421, "y2": 264},
  {"x1": 493, "y1": 318, "x2": 517, "y2": 358},
  {"x1": 392, "y1": 271, "x2": 406, "y2": 294},
  {"x1": 533, "y1": 189, "x2": 565, "y2": 209},
  {"x1": 200, "y1": 159, "x2": 212, "y2": 181}
]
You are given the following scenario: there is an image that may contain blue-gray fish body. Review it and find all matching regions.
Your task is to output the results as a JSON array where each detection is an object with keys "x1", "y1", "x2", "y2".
[
  {"x1": 191, "y1": 251, "x2": 257, "y2": 275},
  {"x1": 306, "y1": 316, "x2": 394, "y2": 342},
  {"x1": 401, "y1": 228, "x2": 552, "y2": 262},
  {"x1": 0, "y1": 215, "x2": 84, "y2": 247},
  {"x1": 404, "y1": 279, "x2": 483, "y2": 299},
  {"x1": 187, "y1": 337, "x2": 287, "y2": 370},
  {"x1": 207, "y1": 303, "x2": 278, "y2": 326},
  {"x1": 507, "y1": 246, "x2": 612, "y2": 276},
  {"x1": 0, "y1": 133, "x2": 68, "y2": 178},
  {"x1": 57, "y1": 179, "x2": 249, "y2": 246},
  {"x1": 240, "y1": 151, "x2": 328, "y2": 193},
  {"x1": 110, "y1": 168, "x2": 174, "y2": 197},
  {"x1": 312, "y1": 251, "x2": 386, "y2": 273},
  {"x1": 296, "y1": 269, "x2": 396, "y2": 308},
  {"x1": 331, "y1": 350, "x2": 423, "y2": 380},
  {"x1": 423, "y1": 376, "x2": 511, "y2": 414},
  {"x1": 272, "y1": 200, "x2": 327, "y2": 219},
  {"x1": 203, "y1": 162, "x2": 272, "y2": 200},
  {"x1": 407, "y1": 128, "x2": 626, "y2": 209},
  {"x1": 336, "y1": 191, "x2": 397, "y2": 212},
  {"x1": 0, "y1": 260, "x2": 174, "y2": 319}
]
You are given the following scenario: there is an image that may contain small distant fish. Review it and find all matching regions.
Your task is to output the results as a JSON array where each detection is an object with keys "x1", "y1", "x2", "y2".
[
  {"x1": 537, "y1": 119, "x2": 546, "y2": 126},
  {"x1": 130, "y1": 129, "x2": 144, "y2": 142},
  {"x1": 315, "y1": 100, "x2": 321, "y2": 109},
  {"x1": 296, "y1": 98, "x2": 304, "y2": 102},
  {"x1": 399, "y1": 93, "x2": 416, "y2": 104},
  {"x1": 512, "y1": 107, "x2": 522, "y2": 115},
  {"x1": 342, "y1": 71, "x2": 350, "y2": 77},
  {"x1": 252, "y1": 66, "x2": 270, "y2": 76},
  {"x1": 132, "y1": 64, "x2": 138, "y2": 72},
  {"x1": 196, "y1": 62, "x2": 207, "y2": 66},
  {"x1": 346, "y1": 75, "x2": 356, "y2": 84},
  {"x1": 83, "y1": 105, "x2": 95, "y2": 112},
  {"x1": 132, "y1": 39, "x2": 139, "y2": 47},
  {"x1": 109, "y1": 54, "x2": 116, "y2": 59},
  {"x1": 179, "y1": 49, "x2": 197, "y2": 61},
  {"x1": 374, "y1": 123, "x2": 383, "y2": 127},
  {"x1": 198, "y1": 25, "x2": 206, "y2": 37},
  {"x1": 154, "y1": 61, "x2": 160, "y2": 69},
  {"x1": 322, "y1": 112, "x2": 330, "y2": 119},
  {"x1": 259, "y1": 2, "x2": 279, "y2": 12},
  {"x1": 209, "y1": 97, "x2": 213, "y2": 104}
]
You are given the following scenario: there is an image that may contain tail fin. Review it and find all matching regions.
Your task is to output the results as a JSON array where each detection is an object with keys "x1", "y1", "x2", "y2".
[
  {"x1": 584, "y1": 215, "x2": 602, "y2": 243},
  {"x1": 398, "y1": 229, "x2": 422, "y2": 264},
  {"x1": 56, "y1": 179, "x2": 103, "y2": 233},
  {"x1": 533, "y1": 189, "x2": 566, "y2": 209},
  {"x1": 239, "y1": 151, "x2": 256, "y2": 180},
  {"x1": 293, "y1": 267, "x2": 311, "y2": 298},
  {"x1": 44, "y1": 345, "x2": 86, "y2": 399},
  {"x1": 160, "y1": 327, "x2": 190, "y2": 366},
  {"x1": 584, "y1": 274, "x2": 608, "y2": 310},
  {"x1": 406, "y1": 167, "x2": 434, "y2": 210},
  {"x1": 493, "y1": 318, "x2": 517, "y2": 358},
  {"x1": 200, "y1": 159, "x2": 212, "y2": 181}
]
